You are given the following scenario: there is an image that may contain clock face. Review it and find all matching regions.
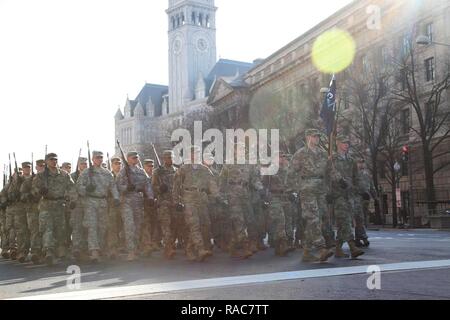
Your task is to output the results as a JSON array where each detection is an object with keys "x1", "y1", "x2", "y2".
[
  {"x1": 173, "y1": 37, "x2": 182, "y2": 54},
  {"x1": 197, "y1": 38, "x2": 209, "y2": 52}
]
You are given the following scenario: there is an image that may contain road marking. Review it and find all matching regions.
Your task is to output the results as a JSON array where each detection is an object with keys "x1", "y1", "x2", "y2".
[{"x1": 8, "y1": 259, "x2": 450, "y2": 300}]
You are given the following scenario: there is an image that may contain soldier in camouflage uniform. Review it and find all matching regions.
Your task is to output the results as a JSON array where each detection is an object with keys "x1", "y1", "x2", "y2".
[
  {"x1": 152, "y1": 151, "x2": 178, "y2": 259},
  {"x1": 32, "y1": 153, "x2": 75, "y2": 266},
  {"x1": 219, "y1": 144, "x2": 264, "y2": 259},
  {"x1": 1, "y1": 177, "x2": 12, "y2": 259},
  {"x1": 5, "y1": 163, "x2": 29, "y2": 263},
  {"x1": 290, "y1": 129, "x2": 334, "y2": 262},
  {"x1": 328, "y1": 134, "x2": 364, "y2": 259},
  {"x1": 354, "y1": 158, "x2": 375, "y2": 247},
  {"x1": 173, "y1": 146, "x2": 221, "y2": 262},
  {"x1": 106, "y1": 157, "x2": 122, "y2": 259},
  {"x1": 116, "y1": 151, "x2": 154, "y2": 261},
  {"x1": 77, "y1": 151, "x2": 120, "y2": 262},
  {"x1": 279, "y1": 153, "x2": 295, "y2": 252},
  {"x1": 70, "y1": 157, "x2": 88, "y2": 262},
  {"x1": 261, "y1": 152, "x2": 290, "y2": 256},
  {"x1": 140, "y1": 159, "x2": 156, "y2": 256},
  {"x1": 19, "y1": 160, "x2": 45, "y2": 264},
  {"x1": 61, "y1": 162, "x2": 72, "y2": 249}
]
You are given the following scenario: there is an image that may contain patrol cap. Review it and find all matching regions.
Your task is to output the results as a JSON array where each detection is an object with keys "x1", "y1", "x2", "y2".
[
  {"x1": 143, "y1": 159, "x2": 154, "y2": 165},
  {"x1": 127, "y1": 151, "x2": 139, "y2": 158},
  {"x1": 21, "y1": 162, "x2": 31, "y2": 168},
  {"x1": 45, "y1": 153, "x2": 58, "y2": 161},
  {"x1": 78, "y1": 157, "x2": 88, "y2": 164},
  {"x1": 92, "y1": 151, "x2": 103, "y2": 158},
  {"x1": 61, "y1": 162, "x2": 71, "y2": 167},
  {"x1": 305, "y1": 128, "x2": 321, "y2": 137},
  {"x1": 163, "y1": 150, "x2": 174, "y2": 157},
  {"x1": 336, "y1": 133, "x2": 351, "y2": 144},
  {"x1": 111, "y1": 157, "x2": 122, "y2": 164},
  {"x1": 36, "y1": 159, "x2": 45, "y2": 166}
]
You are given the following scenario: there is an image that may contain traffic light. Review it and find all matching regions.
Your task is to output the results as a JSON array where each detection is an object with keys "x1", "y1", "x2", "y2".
[{"x1": 402, "y1": 145, "x2": 409, "y2": 162}]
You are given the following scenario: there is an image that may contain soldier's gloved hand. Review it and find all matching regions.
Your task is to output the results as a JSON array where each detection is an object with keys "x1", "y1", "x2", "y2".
[
  {"x1": 288, "y1": 192, "x2": 298, "y2": 203},
  {"x1": 176, "y1": 203, "x2": 185, "y2": 212},
  {"x1": 127, "y1": 184, "x2": 136, "y2": 192},
  {"x1": 40, "y1": 187, "x2": 49, "y2": 196},
  {"x1": 113, "y1": 199, "x2": 121, "y2": 208},
  {"x1": 69, "y1": 201, "x2": 77, "y2": 210},
  {"x1": 326, "y1": 194, "x2": 334, "y2": 204},
  {"x1": 160, "y1": 183, "x2": 169, "y2": 194},
  {"x1": 86, "y1": 184, "x2": 96, "y2": 193},
  {"x1": 339, "y1": 178, "x2": 348, "y2": 190}
]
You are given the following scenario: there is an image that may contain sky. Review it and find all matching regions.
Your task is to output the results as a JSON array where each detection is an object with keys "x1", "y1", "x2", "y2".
[{"x1": 0, "y1": 0, "x2": 352, "y2": 182}]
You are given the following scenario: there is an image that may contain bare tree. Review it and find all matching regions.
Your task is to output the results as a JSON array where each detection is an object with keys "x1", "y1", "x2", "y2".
[{"x1": 392, "y1": 41, "x2": 450, "y2": 213}]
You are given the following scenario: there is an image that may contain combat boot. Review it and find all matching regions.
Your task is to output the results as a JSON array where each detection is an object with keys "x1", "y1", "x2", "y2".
[
  {"x1": 302, "y1": 249, "x2": 320, "y2": 263},
  {"x1": 9, "y1": 249, "x2": 17, "y2": 260},
  {"x1": 334, "y1": 241, "x2": 349, "y2": 258},
  {"x1": 90, "y1": 250, "x2": 100, "y2": 263},
  {"x1": 348, "y1": 240, "x2": 365, "y2": 259},
  {"x1": 126, "y1": 251, "x2": 137, "y2": 262},
  {"x1": 17, "y1": 252, "x2": 27, "y2": 263},
  {"x1": 1, "y1": 251, "x2": 10, "y2": 259},
  {"x1": 248, "y1": 241, "x2": 258, "y2": 254},
  {"x1": 164, "y1": 246, "x2": 176, "y2": 260},
  {"x1": 318, "y1": 248, "x2": 334, "y2": 262},
  {"x1": 45, "y1": 250, "x2": 54, "y2": 266},
  {"x1": 30, "y1": 253, "x2": 41, "y2": 265},
  {"x1": 355, "y1": 239, "x2": 364, "y2": 248}
]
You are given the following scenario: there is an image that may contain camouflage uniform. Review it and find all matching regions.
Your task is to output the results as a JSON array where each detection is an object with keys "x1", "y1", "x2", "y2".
[
  {"x1": 250, "y1": 167, "x2": 268, "y2": 251},
  {"x1": 31, "y1": 161, "x2": 75, "y2": 262},
  {"x1": 262, "y1": 169, "x2": 289, "y2": 256},
  {"x1": 106, "y1": 171, "x2": 121, "y2": 256},
  {"x1": 152, "y1": 163, "x2": 177, "y2": 257},
  {"x1": 77, "y1": 161, "x2": 119, "y2": 255},
  {"x1": 219, "y1": 164, "x2": 263, "y2": 257},
  {"x1": 5, "y1": 173, "x2": 28, "y2": 260},
  {"x1": 173, "y1": 163, "x2": 219, "y2": 261},
  {"x1": 290, "y1": 146, "x2": 328, "y2": 253},
  {"x1": 70, "y1": 169, "x2": 87, "y2": 256},
  {"x1": 354, "y1": 167, "x2": 374, "y2": 242},
  {"x1": 0, "y1": 184, "x2": 12, "y2": 257},
  {"x1": 116, "y1": 164, "x2": 154, "y2": 255},
  {"x1": 20, "y1": 174, "x2": 41, "y2": 259}
]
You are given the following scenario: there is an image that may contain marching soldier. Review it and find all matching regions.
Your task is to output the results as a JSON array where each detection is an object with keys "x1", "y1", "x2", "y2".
[
  {"x1": 219, "y1": 143, "x2": 263, "y2": 259},
  {"x1": 106, "y1": 157, "x2": 123, "y2": 259},
  {"x1": 31, "y1": 153, "x2": 75, "y2": 266},
  {"x1": 329, "y1": 134, "x2": 364, "y2": 259},
  {"x1": 116, "y1": 151, "x2": 154, "y2": 261},
  {"x1": 77, "y1": 151, "x2": 120, "y2": 262},
  {"x1": 19, "y1": 160, "x2": 44, "y2": 264},
  {"x1": 70, "y1": 157, "x2": 88, "y2": 261},
  {"x1": 173, "y1": 146, "x2": 220, "y2": 262},
  {"x1": 290, "y1": 129, "x2": 334, "y2": 262},
  {"x1": 354, "y1": 158, "x2": 375, "y2": 247},
  {"x1": 61, "y1": 162, "x2": 72, "y2": 174},
  {"x1": 152, "y1": 151, "x2": 178, "y2": 259},
  {"x1": 140, "y1": 159, "x2": 156, "y2": 256},
  {"x1": 0, "y1": 183, "x2": 8, "y2": 259}
]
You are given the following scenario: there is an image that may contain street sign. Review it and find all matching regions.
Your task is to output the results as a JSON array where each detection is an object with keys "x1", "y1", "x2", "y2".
[{"x1": 396, "y1": 188, "x2": 402, "y2": 208}]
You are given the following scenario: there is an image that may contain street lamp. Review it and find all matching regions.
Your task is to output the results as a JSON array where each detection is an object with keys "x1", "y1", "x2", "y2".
[{"x1": 416, "y1": 35, "x2": 450, "y2": 48}]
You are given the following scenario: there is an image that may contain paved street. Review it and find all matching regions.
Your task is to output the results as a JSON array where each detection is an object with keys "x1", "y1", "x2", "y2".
[{"x1": 1, "y1": 229, "x2": 450, "y2": 300}]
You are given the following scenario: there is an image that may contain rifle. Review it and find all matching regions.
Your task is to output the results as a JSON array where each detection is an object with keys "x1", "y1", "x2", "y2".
[
  {"x1": 44, "y1": 145, "x2": 49, "y2": 189},
  {"x1": 107, "y1": 152, "x2": 111, "y2": 171},
  {"x1": 13, "y1": 152, "x2": 19, "y2": 176},
  {"x1": 8, "y1": 154, "x2": 12, "y2": 182},
  {"x1": 31, "y1": 152, "x2": 35, "y2": 177},
  {"x1": 151, "y1": 143, "x2": 162, "y2": 168},
  {"x1": 116, "y1": 140, "x2": 133, "y2": 189},
  {"x1": 2, "y1": 164, "x2": 6, "y2": 188}
]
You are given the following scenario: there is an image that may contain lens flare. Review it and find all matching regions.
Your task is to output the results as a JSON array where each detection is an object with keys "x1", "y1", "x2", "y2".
[{"x1": 312, "y1": 28, "x2": 356, "y2": 74}]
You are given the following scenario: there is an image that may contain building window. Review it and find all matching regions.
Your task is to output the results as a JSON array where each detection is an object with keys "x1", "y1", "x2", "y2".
[
  {"x1": 206, "y1": 15, "x2": 210, "y2": 28},
  {"x1": 398, "y1": 68, "x2": 407, "y2": 91},
  {"x1": 181, "y1": 13, "x2": 185, "y2": 25},
  {"x1": 381, "y1": 46, "x2": 389, "y2": 65},
  {"x1": 425, "y1": 22, "x2": 434, "y2": 43},
  {"x1": 172, "y1": 17, "x2": 176, "y2": 30},
  {"x1": 198, "y1": 13, "x2": 203, "y2": 26},
  {"x1": 401, "y1": 34, "x2": 411, "y2": 56},
  {"x1": 425, "y1": 57, "x2": 435, "y2": 82},
  {"x1": 191, "y1": 12, "x2": 196, "y2": 24},
  {"x1": 379, "y1": 161, "x2": 386, "y2": 179},
  {"x1": 401, "y1": 160, "x2": 408, "y2": 177},
  {"x1": 401, "y1": 109, "x2": 410, "y2": 135}
]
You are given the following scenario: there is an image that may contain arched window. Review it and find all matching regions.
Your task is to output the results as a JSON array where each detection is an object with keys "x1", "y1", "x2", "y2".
[
  {"x1": 181, "y1": 13, "x2": 185, "y2": 25},
  {"x1": 206, "y1": 15, "x2": 210, "y2": 28},
  {"x1": 191, "y1": 11, "x2": 196, "y2": 24},
  {"x1": 172, "y1": 17, "x2": 176, "y2": 29},
  {"x1": 198, "y1": 13, "x2": 203, "y2": 26},
  {"x1": 176, "y1": 14, "x2": 180, "y2": 27}
]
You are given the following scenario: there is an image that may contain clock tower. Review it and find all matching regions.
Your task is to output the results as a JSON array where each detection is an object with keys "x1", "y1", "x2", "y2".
[{"x1": 167, "y1": 0, "x2": 217, "y2": 113}]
